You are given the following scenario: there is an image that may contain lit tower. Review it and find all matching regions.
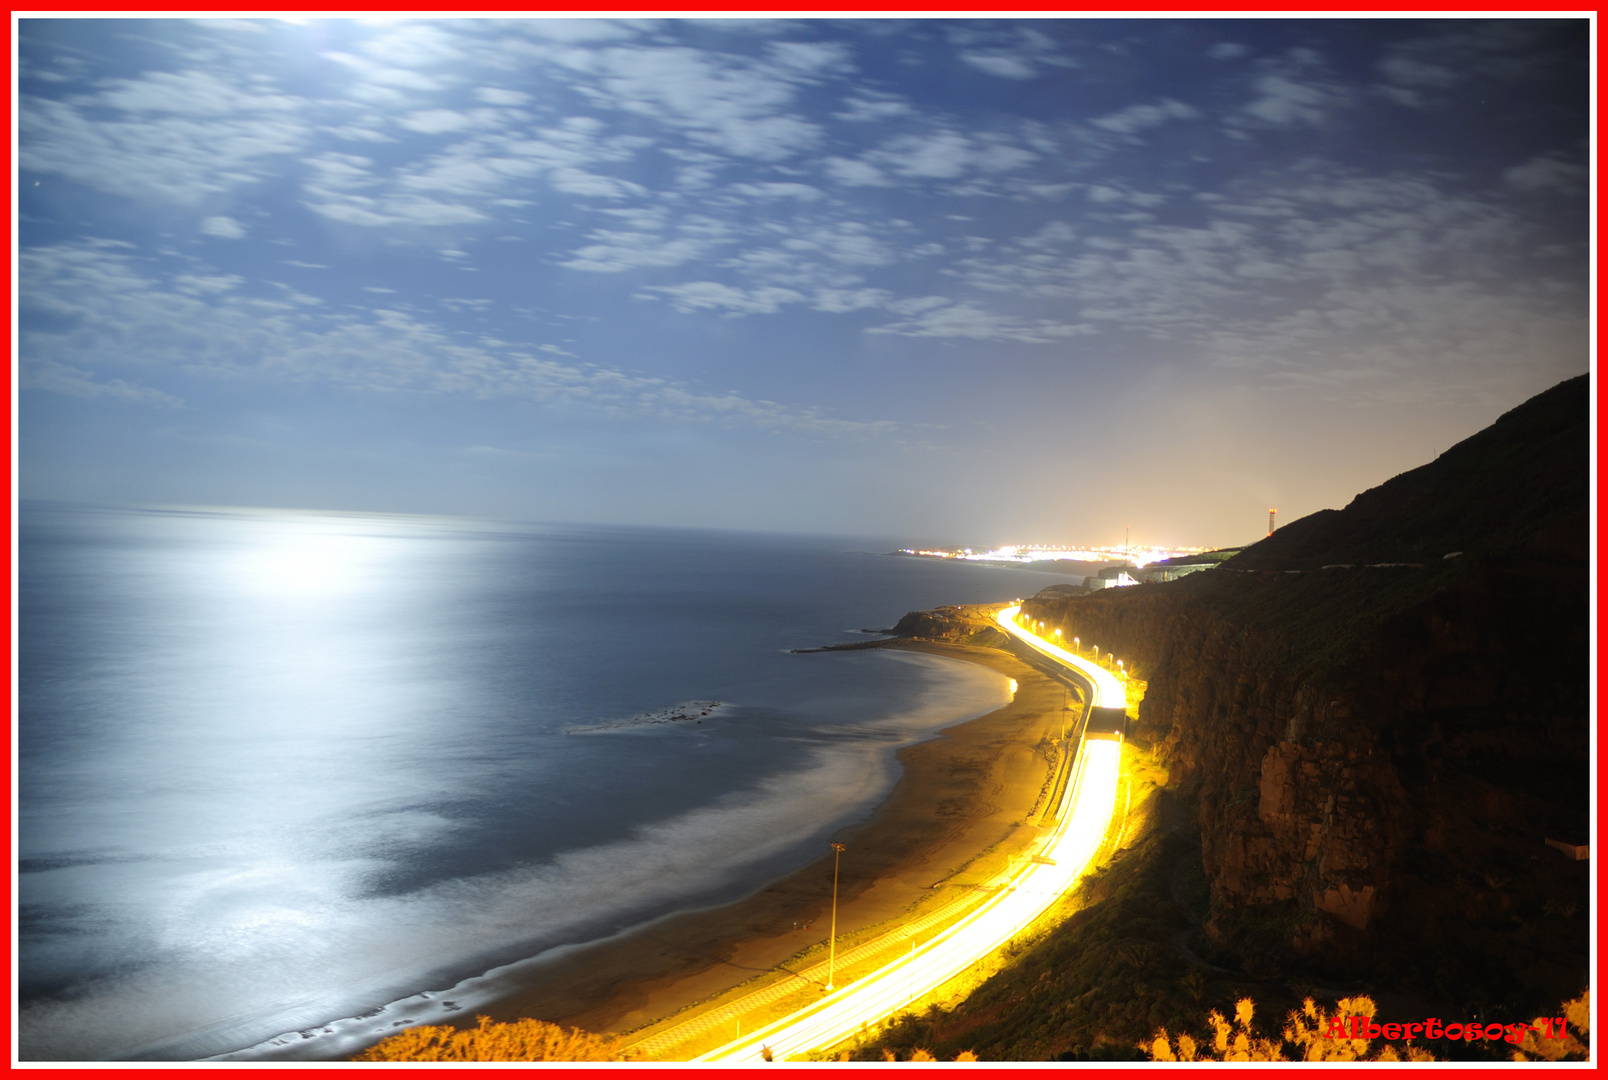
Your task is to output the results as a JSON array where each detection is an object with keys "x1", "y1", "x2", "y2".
[{"x1": 1268, "y1": 508, "x2": 1277, "y2": 537}]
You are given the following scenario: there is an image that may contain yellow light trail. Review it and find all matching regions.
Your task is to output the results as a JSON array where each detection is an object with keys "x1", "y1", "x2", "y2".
[
  {"x1": 694, "y1": 607, "x2": 1123, "y2": 1063},
  {"x1": 993, "y1": 605, "x2": 1127, "y2": 706}
]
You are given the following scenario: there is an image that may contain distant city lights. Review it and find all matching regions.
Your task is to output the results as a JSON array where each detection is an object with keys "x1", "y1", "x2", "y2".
[{"x1": 899, "y1": 542, "x2": 1208, "y2": 569}]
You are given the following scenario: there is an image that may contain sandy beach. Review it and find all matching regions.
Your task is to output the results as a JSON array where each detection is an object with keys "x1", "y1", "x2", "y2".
[{"x1": 468, "y1": 639, "x2": 1071, "y2": 1051}]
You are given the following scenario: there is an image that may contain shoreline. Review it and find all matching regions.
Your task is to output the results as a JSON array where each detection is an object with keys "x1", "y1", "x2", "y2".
[{"x1": 465, "y1": 639, "x2": 1071, "y2": 1052}]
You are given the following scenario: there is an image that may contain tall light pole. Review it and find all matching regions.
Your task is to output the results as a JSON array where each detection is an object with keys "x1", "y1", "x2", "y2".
[{"x1": 825, "y1": 842, "x2": 845, "y2": 991}]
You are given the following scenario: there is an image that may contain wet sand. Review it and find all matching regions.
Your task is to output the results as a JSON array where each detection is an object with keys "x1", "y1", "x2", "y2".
[{"x1": 473, "y1": 640, "x2": 1072, "y2": 1045}]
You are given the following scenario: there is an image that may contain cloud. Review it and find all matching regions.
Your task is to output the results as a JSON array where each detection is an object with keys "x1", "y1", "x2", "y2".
[
  {"x1": 19, "y1": 240, "x2": 894, "y2": 439},
  {"x1": 548, "y1": 168, "x2": 646, "y2": 199},
  {"x1": 20, "y1": 76, "x2": 309, "y2": 204},
  {"x1": 780, "y1": 221, "x2": 896, "y2": 267},
  {"x1": 21, "y1": 359, "x2": 184, "y2": 407},
  {"x1": 474, "y1": 87, "x2": 531, "y2": 106},
  {"x1": 302, "y1": 152, "x2": 487, "y2": 227},
  {"x1": 296, "y1": 107, "x2": 654, "y2": 230},
  {"x1": 1226, "y1": 50, "x2": 1353, "y2": 130},
  {"x1": 869, "y1": 301, "x2": 1090, "y2": 344},
  {"x1": 303, "y1": 111, "x2": 650, "y2": 224},
  {"x1": 201, "y1": 216, "x2": 246, "y2": 239},
  {"x1": 823, "y1": 156, "x2": 889, "y2": 187},
  {"x1": 1207, "y1": 42, "x2": 1249, "y2": 60},
  {"x1": 832, "y1": 94, "x2": 913, "y2": 122},
  {"x1": 811, "y1": 287, "x2": 892, "y2": 313},
  {"x1": 887, "y1": 131, "x2": 971, "y2": 178},
  {"x1": 1089, "y1": 98, "x2": 1198, "y2": 135},
  {"x1": 639, "y1": 281, "x2": 805, "y2": 315},
  {"x1": 960, "y1": 53, "x2": 1037, "y2": 79},
  {"x1": 727, "y1": 181, "x2": 823, "y2": 201},
  {"x1": 767, "y1": 40, "x2": 853, "y2": 76},
  {"x1": 173, "y1": 273, "x2": 245, "y2": 295},
  {"x1": 926, "y1": 160, "x2": 1585, "y2": 400},
  {"x1": 863, "y1": 131, "x2": 1037, "y2": 182},
  {"x1": 951, "y1": 25, "x2": 1076, "y2": 80},
  {"x1": 1375, "y1": 22, "x2": 1574, "y2": 110},
  {"x1": 1377, "y1": 53, "x2": 1461, "y2": 90},
  {"x1": 560, "y1": 223, "x2": 725, "y2": 272},
  {"x1": 94, "y1": 68, "x2": 300, "y2": 115},
  {"x1": 567, "y1": 44, "x2": 830, "y2": 161},
  {"x1": 1204, "y1": 279, "x2": 1587, "y2": 406},
  {"x1": 320, "y1": 25, "x2": 462, "y2": 100},
  {"x1": 1502, "y1": 152, "x2": 1588, "y2": 194},
  {"x1": 511, "y1": 18, "x2": 640, "y2": 44},
  {"x1": 398, "y1": 109, "x2": 482, "y2": 135},
  {"x1": 1241, "y1": 73, "x2": 1348, "y2": 127}
]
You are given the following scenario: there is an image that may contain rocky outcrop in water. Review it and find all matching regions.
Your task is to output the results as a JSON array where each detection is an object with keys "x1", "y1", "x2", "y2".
[{"x1": 891, "y1": 605, "x2": 1010, "y2": 648}]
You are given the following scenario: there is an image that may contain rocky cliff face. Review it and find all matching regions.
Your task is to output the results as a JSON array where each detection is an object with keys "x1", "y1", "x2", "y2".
[{"x1": 1015, "y1": 375, "x2": 1589, "y2": 1014}]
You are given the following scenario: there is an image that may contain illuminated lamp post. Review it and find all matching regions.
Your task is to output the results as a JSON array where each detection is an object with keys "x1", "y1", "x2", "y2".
[{"x1": 825, "y1": 842, "x2": 845, "y2": 990}]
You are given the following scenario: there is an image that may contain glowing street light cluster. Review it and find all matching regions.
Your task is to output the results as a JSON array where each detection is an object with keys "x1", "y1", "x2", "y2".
[
  {"x1": 694, "y1": 607, "x2": 1123, "y2": 1063},
  {"x1": 899, "y1": 543, "x2": 1206, "y2": 569}
]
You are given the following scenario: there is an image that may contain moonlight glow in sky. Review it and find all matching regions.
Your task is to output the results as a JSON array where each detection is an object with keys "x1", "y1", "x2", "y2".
[{"x1": 17, "y1": 17, "x2": 1590, "y2": 547}]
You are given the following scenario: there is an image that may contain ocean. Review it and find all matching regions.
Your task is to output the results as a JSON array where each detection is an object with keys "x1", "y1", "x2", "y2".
[{"x1": 16, "y1": 502, "x2": 1088, "y2": 1061}]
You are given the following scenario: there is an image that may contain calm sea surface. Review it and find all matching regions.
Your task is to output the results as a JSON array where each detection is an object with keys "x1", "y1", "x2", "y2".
[{"x1": 17, "y1": 503, "x2": 1087, "y2": 1061}]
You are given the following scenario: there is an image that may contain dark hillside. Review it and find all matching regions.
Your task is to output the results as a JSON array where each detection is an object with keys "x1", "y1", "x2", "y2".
[{"x1": 1225, "y1": 373, "x2": 1587, "y2": 571}]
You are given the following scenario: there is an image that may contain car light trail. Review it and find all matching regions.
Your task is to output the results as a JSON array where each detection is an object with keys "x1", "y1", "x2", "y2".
[
  {"x1": 694, "y1": 608, "x2": 1124, "y2": 1063},
  {"x1": 994, "y1": 605, "x2": 1126, "y2": 707}
]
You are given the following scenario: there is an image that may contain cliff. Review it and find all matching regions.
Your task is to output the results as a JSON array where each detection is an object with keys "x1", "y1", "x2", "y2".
[{"x1": 1011, "y1": 374, "x2": 1589, "y2": 1017}]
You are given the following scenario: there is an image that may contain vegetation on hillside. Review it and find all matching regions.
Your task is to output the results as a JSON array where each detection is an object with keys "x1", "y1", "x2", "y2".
[
  {"x1": 1147, "y1": 547, "x2": 1241, "y2": 568},
  {"x1": 353, "y1": 1015, "x2": 632, "y2": 1062}
]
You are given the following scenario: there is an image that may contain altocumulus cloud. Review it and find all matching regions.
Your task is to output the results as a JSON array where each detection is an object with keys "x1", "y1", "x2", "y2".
[{"x1": 19, "y1": 241, "x2": 895, "y2": 438}]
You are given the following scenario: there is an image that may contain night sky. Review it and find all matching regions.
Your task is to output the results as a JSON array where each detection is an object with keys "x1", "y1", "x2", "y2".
[{"x1": 17, "y1": 18, "x2": 1590, "y2": 549}]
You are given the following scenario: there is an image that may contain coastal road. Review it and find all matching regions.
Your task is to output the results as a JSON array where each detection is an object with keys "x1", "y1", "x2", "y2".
[
  {"x1": 692, "y1": 606, "x2": 1124, "y2": 1062},
  {"x1": 993, "y1": 605, "x2": 1128, "y2": 709}
]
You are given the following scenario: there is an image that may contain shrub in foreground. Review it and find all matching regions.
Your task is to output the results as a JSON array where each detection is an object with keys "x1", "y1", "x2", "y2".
[{"x1": 355, "y1": 1015, "x2": 632, "y2": 1062}]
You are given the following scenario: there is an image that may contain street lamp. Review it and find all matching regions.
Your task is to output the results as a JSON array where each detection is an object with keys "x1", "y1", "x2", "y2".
[{"x1": 825, "y1": 842, "x2": 845, "y2": 991}]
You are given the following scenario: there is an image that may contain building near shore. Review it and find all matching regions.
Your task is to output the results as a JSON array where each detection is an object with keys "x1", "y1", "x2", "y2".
[{"x1": 1083, "y1": 565, "x2": 1140, "y2": 590}]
